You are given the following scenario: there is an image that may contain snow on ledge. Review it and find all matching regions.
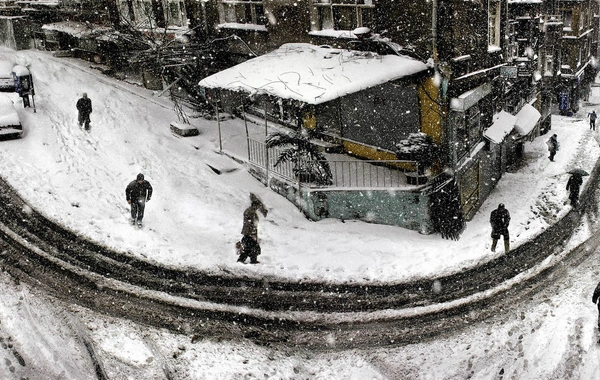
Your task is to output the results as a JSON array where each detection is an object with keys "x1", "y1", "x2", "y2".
[
  {"x1": 309, "y1": 29, "x2": 357, "y2": 39},
  {"x1": 217, "y1": 23, "x2": 267, "y2": 32}
]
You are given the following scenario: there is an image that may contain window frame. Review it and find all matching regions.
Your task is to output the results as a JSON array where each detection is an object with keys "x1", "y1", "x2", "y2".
[
  {"x1": 488, "y1": 0, "x2": 501, "y2": 47},
  {"x1": 313, "y1": 0, "x2": 375, "y2": 31},
  {"x1": 218, "y1": 0, "x2": 266, "y2": 26}
]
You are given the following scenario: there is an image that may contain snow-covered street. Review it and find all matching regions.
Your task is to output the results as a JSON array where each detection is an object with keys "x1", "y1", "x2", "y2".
[
  {"x1": 0, "y1": 48, "x2": 598, "y2": 285},
  {"x1": 0, "y1": 47, "x2": 599, "y2": 378}
]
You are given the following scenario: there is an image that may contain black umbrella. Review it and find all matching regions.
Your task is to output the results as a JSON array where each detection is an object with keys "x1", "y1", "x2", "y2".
[{"x1": 568, "y1": 168, "x2": 589, "y2": 176}]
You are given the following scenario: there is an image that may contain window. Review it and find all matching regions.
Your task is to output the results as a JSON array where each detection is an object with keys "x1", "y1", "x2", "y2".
[
  {"x1": 507, "y1": 43, "x2": 518, "y2": 61},
  {"x1": 314, "y1": 0, "x2": 374, "y2": 31},
  {"x1": 544, "y1": 55, "x2": 553, "y2": 76},
  {"x1": 460, "y1": 162, "x2": 480, "y2": 218},
  {"x1": 562, "y1": 10, "x2": 572, "y2": 28},
  {"x1": 119, "y1": 0, "x2": 136, "y2": 22},
  {"x1": 466, "y1": 105, "x2": 481, "y2": 148},
  {"x1": 455, "y1": 105, "x2": 482, "y2": 159},
  {"x1": 488, "y1": 1, "x2": 501, "y2": 47},
  {"x1": 167, "y1": 1, "x2": 186, "y2": 27},
  {"x1": 219, "y1": 0, "x2": 266, "y2": 25}
]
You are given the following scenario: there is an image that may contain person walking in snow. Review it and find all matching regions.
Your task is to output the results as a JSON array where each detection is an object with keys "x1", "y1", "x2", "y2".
[
  {"x1": 589, "y1": 110, "x2": 597, "y2": 131},
  {"x1": 237, "y1": 193, "x2": 268, "y2": 264},
  {"x1": 490, "y1": 203, "x2": 510, "y2": 253},
  {"x1": 566, "y1": 173, "x2": 583, "y2": 207},
  {"x1": 76, "y1": 92, "x2": 92, "y2": 130},
  {"x1": 592, "y1": 281, "x2": 600, "y2": 330},
  {"x1": 547, "y1": 134, "x2": 559, "y2": 161},
  {"x1": 125, "y1": 173, "x2": 153, "y2": 227}
]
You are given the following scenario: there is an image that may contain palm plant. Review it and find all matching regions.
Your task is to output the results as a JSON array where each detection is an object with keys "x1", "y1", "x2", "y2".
[{"x1": 265, "y1": 128, "x2": 333, "y2": 185}]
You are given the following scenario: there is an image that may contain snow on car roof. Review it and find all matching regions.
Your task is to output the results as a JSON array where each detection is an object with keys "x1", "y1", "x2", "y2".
[
  {"x1": 12, "y1": 64, "x2": 29, "y2": 77},
  {"x1": 0, "y1": 94, "x2": 20, "y2": 127},
  {"x1": 199, "y1": 43, "x2": 430, "y2": 105}
]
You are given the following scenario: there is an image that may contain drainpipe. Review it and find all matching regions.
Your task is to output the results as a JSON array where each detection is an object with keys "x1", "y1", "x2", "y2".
[{"x1": 432, "y1": 0, "x2": 438, "y2": 65}]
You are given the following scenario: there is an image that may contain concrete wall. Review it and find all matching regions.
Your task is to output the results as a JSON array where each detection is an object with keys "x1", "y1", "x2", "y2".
[{"x1": 267, "y1": 175, "x2": 434, "y2": 234}]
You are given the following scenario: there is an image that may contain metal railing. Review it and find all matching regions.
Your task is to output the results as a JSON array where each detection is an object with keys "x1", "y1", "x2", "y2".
[{"x1": 248, "y1": 138, "x2": 419, "y2": 188}]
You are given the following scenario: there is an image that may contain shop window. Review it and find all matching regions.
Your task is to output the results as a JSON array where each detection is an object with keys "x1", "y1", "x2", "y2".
[
  {"x1": 454, "y1": 105, "x2": 482, "y2": 161},
  {"x1": 460, "y1": 162, "x2": 480, "y2": 219},
  {"x1": 466, "y1": 105, "x2": 481, "y2": 149},
  {"x1": 313, "y1": 0, "x2": 374, "y2": 31},
  {"x1": 219, "y1": 0, "x2": 266, "y2": 25}
]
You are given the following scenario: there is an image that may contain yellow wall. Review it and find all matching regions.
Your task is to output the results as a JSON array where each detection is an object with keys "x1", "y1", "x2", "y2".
[
  {"x1": 340, "y1": 75, "x2": 441, "y2": 172},
  {"x1": 418, "y1": 77, "x2": 442, "y2": 144},
  {"x1": 342, "y1": 140, "x2": 416, "y2": 171}
]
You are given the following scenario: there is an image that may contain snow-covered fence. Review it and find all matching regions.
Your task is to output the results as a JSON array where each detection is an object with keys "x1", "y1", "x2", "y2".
[{"x1": 248, "y1": 138, "x2": 418, "y2": 188}]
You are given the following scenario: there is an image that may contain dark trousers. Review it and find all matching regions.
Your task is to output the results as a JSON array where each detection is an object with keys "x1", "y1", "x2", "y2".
[
  {"x1": 131, "y1": 197, "x2": 146, "y2": 222},
  {"x1": 569, "y1": 191, "x2": 580, "y2": 206},
  {"x1": 238, "y1": 235, "x2": 261, "y2": 263},
  {"x1": 78, "y1": 112, "x2": 91, "y2": 130},
  {"x1": 549, "y1": 150, "x2": 556, "y2": 161},
  {"x1": 491, "y1": 230, "x2": 510, "y2": 252},
  {"x1": 591, "y1": 120, "x2": 596, "y2": 131}
]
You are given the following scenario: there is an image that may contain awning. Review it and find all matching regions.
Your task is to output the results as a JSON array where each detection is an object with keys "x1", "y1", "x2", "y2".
[
  {"x1": 198, "y1": 43, "x2": 430, "y2": 105},
  {"x1": 514, "y1": 104, "x2": 541, "y2": 137},
  {"x1": 484, "y1": 111, "x2": 517, "y2": 144}
]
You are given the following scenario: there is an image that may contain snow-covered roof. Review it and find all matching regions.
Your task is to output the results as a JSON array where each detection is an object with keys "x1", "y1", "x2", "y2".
[
  {"x1": 41, "y1": 21, "x2": 112, "y2": 38},
  {"x1": 484, "y1": 111, "x2": 517, "y2": 144},
  {"x1": 514, "y1": 104, "x2": 541, "y2": 136},
  {"x1": 199, "y1": 43, "x2": 430, "y2": 105}
]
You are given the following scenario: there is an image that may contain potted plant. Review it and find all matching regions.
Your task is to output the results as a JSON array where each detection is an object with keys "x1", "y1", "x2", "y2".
[
  {"x1": 266, "y1": 128, "x2": 333, "y2": 185},
  {"x1": 395, "y1": 132, "x2": 440, "y2": 183}
]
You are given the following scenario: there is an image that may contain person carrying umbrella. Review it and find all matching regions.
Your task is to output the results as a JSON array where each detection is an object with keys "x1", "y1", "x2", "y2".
[
  {"x1": 237, "y1": 193, "x2": 268, "y2": 264},
  {"x1": 566, "y1": 169, "x2": 588, "y2": 207}
]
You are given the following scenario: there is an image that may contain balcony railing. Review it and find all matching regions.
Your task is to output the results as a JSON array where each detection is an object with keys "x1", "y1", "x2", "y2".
[{"x1": 248, "y1": 138, "x2": 422, "y2": 188}]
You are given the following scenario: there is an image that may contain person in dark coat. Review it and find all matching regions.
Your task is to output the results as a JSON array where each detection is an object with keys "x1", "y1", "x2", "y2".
[
  {"x1": 125, "y1": 173, "x2": 153, "y2": 226},
  {"x1": 237, "y1": 193, "x2": 268, "y2": 264},
  {"x1": 547, "y1": 134, "x2": 559, "y2": 161},
  {"x1": 589, "y1": 110, "x2": 597, "y2": 131},
  {"x1": 490, "y1": 203, "x2": 510, "y2": 253},
  {"x1": 593, "y1": 281, "x2": 600, "y2": 329},
  {"x1": 76, "y1": 92, "x2": 92, "y2": 130},
  {"x1": 566, "y1": 173, "x2": 583, "y2": 207}
]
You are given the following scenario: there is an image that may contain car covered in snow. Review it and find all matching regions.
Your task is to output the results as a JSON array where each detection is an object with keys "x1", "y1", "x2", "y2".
[
  {"x1": 0, "y1": 60, "x2": 15, "y2": 91},
  {"x1": 0, "y1": 94, "x2": 22, "y2": 139}
]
